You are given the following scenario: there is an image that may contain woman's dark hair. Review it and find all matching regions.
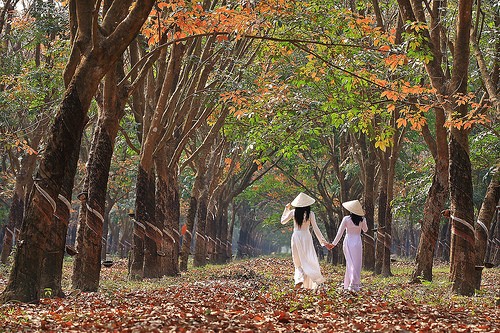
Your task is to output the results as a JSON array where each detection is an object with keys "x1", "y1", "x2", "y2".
[
  {"x1": 294, "y1": 206, "x2": 311, "y2": 227},
  {"x1": 350, "y1": 213, "x2": 363, "y2": 226}
]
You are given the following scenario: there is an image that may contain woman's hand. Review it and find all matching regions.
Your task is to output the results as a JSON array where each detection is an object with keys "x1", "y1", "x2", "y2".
[
  {"x1": 285, "y1": 203, "x2": 292, "y2": 210},
  {"x1": 325, "y1": 243, "x2": 334, "y2": 250}
]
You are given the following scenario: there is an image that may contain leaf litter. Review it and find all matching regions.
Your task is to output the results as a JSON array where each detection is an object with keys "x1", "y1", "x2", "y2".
[{"x1": 0, "y1": 257, "x2": 498, "y2": 332}]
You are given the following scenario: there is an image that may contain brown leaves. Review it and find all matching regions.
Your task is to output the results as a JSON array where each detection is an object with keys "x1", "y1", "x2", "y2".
[{"x1": 0, "y1": 258, "x2": 498, "y2": 332}]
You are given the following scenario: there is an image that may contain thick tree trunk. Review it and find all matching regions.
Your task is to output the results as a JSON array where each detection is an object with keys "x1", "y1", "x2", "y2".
[
  {"x1": 448, "y1": 128, "x2": 475, "y2": 295},
  {"x1": 40, "y1": 138, "x2": 81, "y2": 299},
  {"x1": 72, "y1": 60, "x2": 126, "y2": 291},
  {"x1": 154, "y1": 149, "x2": 180, "y2": 277},
  {"x1": 141, "y1": 170, "x2": 166, "y2": 278},
  {"x1": 412, "y1": 109, "x2": 449, "y2": 282},
  {"x1": 129, "y1": 166, "x2": 155, "y2": 279},
  {"x1": 473, "y1": 168, "x2": 499, "y2": 289},
  {"x1": 448, "y1": 0, "x2": 475, "y2": 296},
  {"x1": 1, "y1": 82, "x2": 90, "y2": 303}
]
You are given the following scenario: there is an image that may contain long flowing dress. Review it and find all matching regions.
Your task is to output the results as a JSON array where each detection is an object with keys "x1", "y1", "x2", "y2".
[
  {"x1": 281, "y1": 207, "x2": 328, "y2": 289},
  {"x1": 332, "y1": 215, "x2": 368, "y2": 291}
]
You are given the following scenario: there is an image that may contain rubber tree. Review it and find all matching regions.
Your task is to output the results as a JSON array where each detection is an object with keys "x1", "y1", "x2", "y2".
[
  {"x1": 0, "y1": 0, "x2": 154, "y2": 303},
  {"x1": 397, "y1": 0, "x2": 477, "y2": 295}
]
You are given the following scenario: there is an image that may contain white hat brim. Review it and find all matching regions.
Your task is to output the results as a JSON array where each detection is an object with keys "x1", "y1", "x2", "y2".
[
  {"x1": 291, "y1": 192, "x2": 315, "y2": 207},
  {"x1": 342, "y1": 200, "x2": 365, "y2": 216}
]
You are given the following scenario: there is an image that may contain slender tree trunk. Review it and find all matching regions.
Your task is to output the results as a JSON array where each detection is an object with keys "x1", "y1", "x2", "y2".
[
  {"x1": 207, "y1": 208, "x2": 217, "y2": 264},
  {"x1": 227, "y1": 203, "x2": 236, "y2": 261},
  {"x1": 485, "y1": 207, "x2": 499, "y2": 265},
  {"x1": 193, "y1": 190, "x2": 209, "y2": 267},
  {"x1": 180, "y1": 189, "x2": 199, "y2": 271},
  {"x1": 354, "y1": 134, "x2": 376, "y2": 271},
  {"x1": 362, "y1": 145, "x2": 376, "y2": 271},
  {"x1": 217, "y1": 205, "x2": 229, "y2": 264},
  {"x1": 375, "y1": 152, "x2": 388, "y2": 275},
  {"x1": 0, "y1": 193, "x2": 23, "y2": 264},
  {"x1": 1, "y1": 122, "x2": 45, "y2": 264}
]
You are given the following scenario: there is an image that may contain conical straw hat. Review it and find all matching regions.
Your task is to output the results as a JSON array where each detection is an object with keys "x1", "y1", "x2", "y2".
[
  {"x1": 291, "y1": 192, "x2": 315, "y2": 207},
  {"x1": 342, "y1": 199, "x2": 365, "y2": 216}
]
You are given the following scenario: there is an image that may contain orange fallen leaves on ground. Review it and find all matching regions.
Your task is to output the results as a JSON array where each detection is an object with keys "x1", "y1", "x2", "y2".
[{"x1": 0, "y1": 257, "x2": 498, "y2": 332}]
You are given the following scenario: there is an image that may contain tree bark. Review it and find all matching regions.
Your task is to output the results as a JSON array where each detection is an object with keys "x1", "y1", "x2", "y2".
[
  {"x1": 448, "y1": 0, "x2": 475, "y2": 296},
  {"x1": 193, "y1": 189, "x2": 209, "y2": 266},
  {"x1": 397, "y1": 0, "x2": 477, "y2": 296},
  {"x1": 0, "y1": 131, "x2": 41, "y2": 264},
  {"x1": 180, "y1": 190, "x2": 198, "y2": 271},
  {"x1": 353, "y1": 134, "x2": 377, "y2": 271},
  {"x1": 153, "y1": 144, "x2": 180, "y2": 277},
  {"x1": 129, "y1": 166, "x2": 155, "y2": 279},
  {"x1": 473, "y1": 168, "x2": 499, "y2": 288},
  {"x1": 72, "y1": 57, "x2": 126, "y2": 291},
  {"x1": 375, "y1": 152, "x2": 388, "y2": 275},
  {"x1": 1, "y1": 81, "x2": 89, "y2": 303},
  {"x1": 411, "y1": 108, "x2": 449, "y2": 282}
]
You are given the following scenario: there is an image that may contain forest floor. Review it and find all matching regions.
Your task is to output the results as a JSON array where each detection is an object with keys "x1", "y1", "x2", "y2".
[{"x1": 0, "y1": 256, "x2": 498, "y2": 332}]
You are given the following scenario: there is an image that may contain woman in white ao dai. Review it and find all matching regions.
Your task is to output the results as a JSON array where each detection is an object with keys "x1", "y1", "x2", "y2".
[{"x1": 281, "y1": 193, "x2": 332, "y2": 289}]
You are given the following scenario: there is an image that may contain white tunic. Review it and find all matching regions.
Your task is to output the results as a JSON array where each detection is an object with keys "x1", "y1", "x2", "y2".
[
  {"x1": 332, "y1": 215, "x2": 368, "y2": 291},
  {"x1": 281, "y1": 207, "x2": 328, "y2": 289}
]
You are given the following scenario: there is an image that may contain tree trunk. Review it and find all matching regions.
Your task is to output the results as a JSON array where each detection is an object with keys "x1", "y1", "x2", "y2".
[
  {"x1": 72, "y1": 59, "x2": 126, "y2": 291},
  {"x1": 412, "y1": 108, "x2": 449, "y2": 282},
  {"x1": 362, "y1": 143, "x2": 376, "y2": 271},
  {"x1": 216, "y1": 205, "x2": 230, "y2": 264},
  {"x1": 193, "y1": 190, "x2": 209, "y2": 267},
  {"x1": 227, "y1": 203, "x2": 236, "y2": 261},
  {"x1": 1, "y1": 121, "x2": 45, "y2": 264},
  {"x1": 0, "y1": 193, "x2": 23, "y2": 264},
  {"x1": 375, "y1": 152, "x2": 388, "y2": 275},
  {"x1": 1, "y1": 82, "x2": 90, "y2": 303},
  {"x1": 207, "y1": 209, "x2": 217, "y2": 264},
  {"x1": 180, "y1": 192, "x2": 198, "y2": 271},
  {"x1": 485, "y1": 207, "x2": 499, "y2": 266},
  {"x1": 154, "y1": 146, "x2": 180, "y2": 277},
  {"x1": 448, "y1": 0, "x2": 475, "y2": 296},
  {"x1": 129, "y1": 166, "x2": 155, "y2": 279},
  {"x1": 473, "y1": 168, "x2": 499, "y2": 289},
  {"x1": 448, "y1": 127, "x2": 475, "y2": 295}
]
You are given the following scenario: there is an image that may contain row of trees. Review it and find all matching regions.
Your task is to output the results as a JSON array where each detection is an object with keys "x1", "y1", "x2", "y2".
[{"x1": 0, "y1": 0, "x2": 498, "y2": 303}]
